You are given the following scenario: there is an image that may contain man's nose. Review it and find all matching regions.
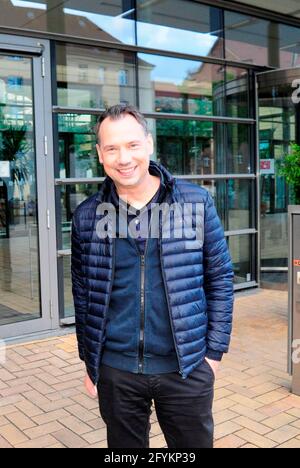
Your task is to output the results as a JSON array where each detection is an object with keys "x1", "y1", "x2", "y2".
[{"x1": 117, "y1": 148, "x2": 132, "y2": 165}]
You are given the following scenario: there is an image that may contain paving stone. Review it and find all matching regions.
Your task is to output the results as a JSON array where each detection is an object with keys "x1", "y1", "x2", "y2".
[{"x1": 2, "y1": 289, "x2": 300, "y2": 449}]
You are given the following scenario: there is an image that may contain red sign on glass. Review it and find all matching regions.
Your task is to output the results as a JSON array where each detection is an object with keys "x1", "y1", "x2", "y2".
[
  {"x1": 294, "y1": 260, "x2": 300, "y2": 267},
  {"x1": 261, "y1": 161, "x2": 271, "y2": 170}
]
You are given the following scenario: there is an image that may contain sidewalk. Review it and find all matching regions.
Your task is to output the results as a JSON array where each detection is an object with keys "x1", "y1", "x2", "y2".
[{"x1": 1, "y1": 288, "x2": 300, "y2": 448}]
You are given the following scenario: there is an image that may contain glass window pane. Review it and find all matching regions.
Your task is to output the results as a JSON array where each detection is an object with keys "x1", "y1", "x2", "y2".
[
  {"x1": 227, "y1": 123, "x2": 252, "y2": 174},
  {"x1": 225, "y1": 11, "x2": 270, "y2": 66},
  {"x1": 227, "y1": 179, "x2": 252, "y2": 231},
  {"x1": 261, "y1": 210, "x2": 288, "y2": 269},
  {"x1": 0, "y1": 54, "x2": 41, "y2": 325},
  {"x1": 58, "y1": 113, "x2": 103, "y2": 179},
  {"x1": 59, "y1": 183, "x2": 101, "y2": 250},
  {"x1": 279, "y1": 24, "x2": 300, "y2": 68},
  {"x1": 148, "y1": 119, "x2": 252, "y2": 175},
  {"x1": 192, "y1": 179, "x2": 253, "y2": 231},
  {"x1": 226, "y1": 1, "x2": 300, "y2": 19},
  {"x1": 139, "y1": 55, "x2": 224, "y2": 116},
  {"x1": 225, "y1": 10, "x2": 300, "y2": 68},
  {"x1": 139, "y1": 54, "x2": 249, "y2": 118},
  {"x1": 59, "y1": 183, "x2": 101, "y2": 319},
  {"x1": 225, "y1": 67, "x2": 249, "y2": 119},
  {"x1": 261, "y1": 271, "x2": 288, "y2": 289},
  {"x1": 228, "y1": 235, "x2": 252, "y2": 284},
  {"x1": 137, "y1": 0, "x2": 223, "y2": 57},
  {"x1": 56, "y1": 44, "x2": 136, "y2": 109},
  {"x1": 63, "y1": 255, "x2": 74, "y2": 319},
  {"x1": 258, "y1": 72, "x2": 297, "y2": 269},
  {"x1": 2, "y1": 0, "x2": 136, "y2": 45}
]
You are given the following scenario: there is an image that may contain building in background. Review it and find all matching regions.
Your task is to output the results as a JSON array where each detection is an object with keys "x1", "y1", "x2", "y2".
[{"x1": 0, "y1": 0, "x2": 299, "y2": 340}]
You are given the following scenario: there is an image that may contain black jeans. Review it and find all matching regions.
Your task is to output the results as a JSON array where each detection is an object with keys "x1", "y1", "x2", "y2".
[{"x1": 97, "y1": 359, "x2": 215, "y2": 449}]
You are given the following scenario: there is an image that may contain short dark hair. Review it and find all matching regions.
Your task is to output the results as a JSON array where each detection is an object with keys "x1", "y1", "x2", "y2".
[{"x1": 95, "y1": 104, "x2": 149, "y2": 144}]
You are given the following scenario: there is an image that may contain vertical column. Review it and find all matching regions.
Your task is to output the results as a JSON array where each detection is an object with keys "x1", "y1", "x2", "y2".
[
  {"x1": 46, "y1": 0, "x2": 65, "y2": 34},
  {"x1": 292, "y1": 213, "x2": 300, "y2": 395}
]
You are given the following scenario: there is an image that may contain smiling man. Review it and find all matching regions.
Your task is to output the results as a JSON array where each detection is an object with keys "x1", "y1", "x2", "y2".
[{"x1": 71, "y1": 104, "x2": 234, "y2": 449}]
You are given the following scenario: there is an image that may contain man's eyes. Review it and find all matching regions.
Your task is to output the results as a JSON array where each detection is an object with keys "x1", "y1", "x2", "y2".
[{"x1": 105, "y1": 144, "x2": 140, "y2": 152}]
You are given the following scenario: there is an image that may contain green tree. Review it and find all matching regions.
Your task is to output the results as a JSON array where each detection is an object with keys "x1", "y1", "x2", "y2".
[{"x1": 278, "y1": 143, "x2": 300, "y2": 204}]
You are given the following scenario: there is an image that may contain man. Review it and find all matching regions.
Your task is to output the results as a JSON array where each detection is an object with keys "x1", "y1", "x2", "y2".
[{"x1": 71, "y1": 104, "x2": 234, "y2": 449}]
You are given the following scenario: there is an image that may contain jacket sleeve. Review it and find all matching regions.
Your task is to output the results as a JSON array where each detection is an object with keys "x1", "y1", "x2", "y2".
[
  {"x1": 71, "y1": 211, "x2": 88, "y2": 362},
  {"x1": 203, "y1": 192, "x2": 234, "y2": 361}
]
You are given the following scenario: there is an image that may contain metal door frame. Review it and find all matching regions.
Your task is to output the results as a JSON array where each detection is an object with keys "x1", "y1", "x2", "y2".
[
  {"x1": 0, "y1": 34, "x2": 59, "y2": 340},
  {"x1": 255, "y1": 67, "x2": 300, "y2": 284}
]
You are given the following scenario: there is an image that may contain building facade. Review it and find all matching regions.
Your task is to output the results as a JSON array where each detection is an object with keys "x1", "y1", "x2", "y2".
[{"x1": 0, "y1": 0, "x2": 299, "y2": 340}]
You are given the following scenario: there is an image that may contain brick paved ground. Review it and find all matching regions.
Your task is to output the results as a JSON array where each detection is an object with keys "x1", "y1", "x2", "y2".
[{"x1": 0, "y1": 288, "x2": 300, "y2": 448}]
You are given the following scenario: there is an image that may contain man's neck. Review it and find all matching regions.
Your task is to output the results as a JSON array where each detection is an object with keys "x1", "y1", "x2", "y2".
[{"x1": 115, "y1": 173, "x2": 161, "y2": 210}]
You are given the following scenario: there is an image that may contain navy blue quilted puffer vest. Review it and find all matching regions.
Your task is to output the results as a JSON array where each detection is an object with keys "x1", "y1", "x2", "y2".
[
  {"x1": 101, "y1": 233, "x2": 179, "y2": 374},
  {"x1": 71, "y1": 160, "x2": 234, "y2": 385}
]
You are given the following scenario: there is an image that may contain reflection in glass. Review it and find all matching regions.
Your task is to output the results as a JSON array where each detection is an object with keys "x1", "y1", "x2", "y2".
[
  {"x1": 192, "y1": 179, "x2": 252, "y2": 231},
  {"x1": 258, "y1": 74, "x2": 297, "y2": 270},
  {"x1": 63, "y1": 256, "x2": 74, "y2": 319},
  {"x1": 225, "y1": 11, "x2": 269, "y2": 66},
  {"x1": 139, "y1": 55, "x2": 225, "y2": 116},
  {"x1": 231, "y1": 0, "x2": 300, "y2": 18},
  {"x1": 58, "y1": 114, "x2": 104, "y2": 179},
  {"x1": 147, "y1": 119, "x2": 252, "y2": 175},
  {"x1": 2, "y1": 0, "x2": 136, "y2": 45},
  {"x1": 56, "y1": 44, "x2": 136, "y2": 109},
  {"x1": 59, "y1": 183, "x2": 102, "y2": 319},
  {"x1": 60, "y1": 183, "x2": 101, "y2": 250},
  {"x1": 227, "y1": 123, "x2": 252, "y2": 174},
  {"x1": 137, "y1": 0, "x2": 223, "y2": 57},
  {"x1": 225, "y1": 67, "x2": 249, "y2": 119},
  {"x1": 279, "y1": 24, "x2": 300, "y2": 68},
  {"x1": 139, "y1": 54, "x2": 249, "y2": 119},
  {"x1": 0, "y1": 54, "x2": 41, "y2": 326},
  {"x1": 225, "y1": 10, "x2": 300, "y2": 68},
  {"x1": 228, "y1": 235, "x2": 252, "y2": 284}
]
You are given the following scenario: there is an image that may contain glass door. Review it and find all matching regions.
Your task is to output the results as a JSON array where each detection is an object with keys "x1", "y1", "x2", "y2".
[
  {"x1": 256, "y1": 67, "x2": 300, "y2": 289},
  {"x1": 0, "y1": 35, "x2": 57, "y2": 339}
]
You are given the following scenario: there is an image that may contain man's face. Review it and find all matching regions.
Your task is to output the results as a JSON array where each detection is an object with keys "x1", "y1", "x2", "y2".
[{"x1": 96, "y1": 114, "x2": 154, "y2": 189}]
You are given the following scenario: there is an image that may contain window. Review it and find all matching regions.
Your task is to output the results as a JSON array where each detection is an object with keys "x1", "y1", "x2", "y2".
[
  {"x1": 56, "y1": 44, "x2": 136, "y2": 109},
  {"x1": 119, "y1": 70, "x2": 128, "y2": 87},
  {"x1": 224, "y1": 10, "x2": 270, "y2": 66},
  {"x1": 78, "y1": 64, "x2": 88, "y2": 83},
  {"x1": 139, "y1": 54, "x2": 249, "y2": 118},
  {"x1": 192, "y1": 179, "x2": 254, "y2": 231},
  {"x1": 137, "y1": 0, "x2": 223, "y2": 57},
  {"x1": 57, "y1": 114, "x2": 103, "y2": 180},
  {"x1": 98, "y1": 67, "x2": 105, "y2": 85},
  {"x1": 147, "y1": 119, "x2": 253, "y2": 175},
  {"x1": 57, "y1": 183, "x2": 102, "y2": 319},
  {"x1": 225, "y1": 10, "x2": 300, "y2": 68},
  {"x1": 228, "y1": 235, "x2": 253, "y2": 284},
  {"x1": 2, "y1": 0, "x2": 136, "y2": 45},
  {"x1": 229, "y1": 0, "x2": 300, "y2": 18}
]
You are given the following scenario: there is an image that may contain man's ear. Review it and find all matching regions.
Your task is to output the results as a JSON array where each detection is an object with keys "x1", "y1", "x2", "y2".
[
  {"x1": 96, "y1": 143, "x2": 103, "y2": 164},
  {"x1": 147, "y1": 133, "x2": 154, "y2": 156}
]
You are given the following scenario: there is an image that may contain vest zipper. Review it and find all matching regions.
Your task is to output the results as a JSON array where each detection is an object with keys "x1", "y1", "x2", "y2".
[
  {"x1": 138, "y1": 252, "x2": 146, "y2": 373},
  {"x1": 137, "y1": 213, "x2": 152, "y2": 374}
]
